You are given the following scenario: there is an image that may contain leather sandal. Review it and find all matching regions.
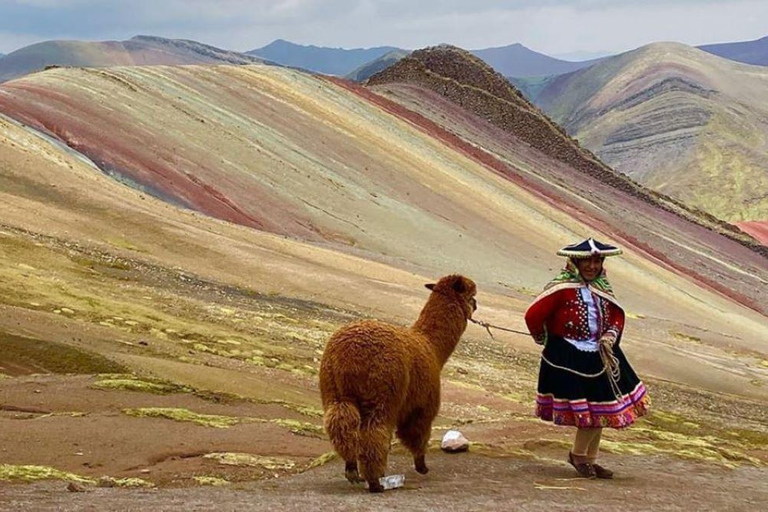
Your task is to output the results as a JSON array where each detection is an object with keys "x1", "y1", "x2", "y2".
[
  {"x1": 568, "y1": 452, "x2": 596, "y2": 479},
  {"x1": 591, "y1": 462, "x2": 614, "y2": 479}
]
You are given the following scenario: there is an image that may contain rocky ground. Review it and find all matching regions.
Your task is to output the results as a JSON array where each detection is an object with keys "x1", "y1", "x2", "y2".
[
  {"x1": 1, "y1": 432, "x2": 766, "y2": 511},
  {"x1": 2, "y1": 256, "x2": 767, "y2": 510}
]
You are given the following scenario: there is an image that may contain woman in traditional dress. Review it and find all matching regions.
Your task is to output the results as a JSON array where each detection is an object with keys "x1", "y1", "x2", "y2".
[{"x1": 525, "y1": 238, "x2": 649, "y2": 479}]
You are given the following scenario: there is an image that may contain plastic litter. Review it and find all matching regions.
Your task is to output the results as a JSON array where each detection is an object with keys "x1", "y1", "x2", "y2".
[{"x1": 379, "y1": 474, "x2": 405, "y2": 490}]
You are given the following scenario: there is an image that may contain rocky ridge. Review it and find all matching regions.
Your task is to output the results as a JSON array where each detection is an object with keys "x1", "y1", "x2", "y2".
[{"x1": 365, "y1": 45, "x2": 765, "y2": 256}]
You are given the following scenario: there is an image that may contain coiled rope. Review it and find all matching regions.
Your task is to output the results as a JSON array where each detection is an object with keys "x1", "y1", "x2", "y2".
[
  {"x1": 599, "y1": 341, "x2": 623, "y2": 400},
  {"x1": 471, "y1": 317, "x2": 623, "y2": 400}
]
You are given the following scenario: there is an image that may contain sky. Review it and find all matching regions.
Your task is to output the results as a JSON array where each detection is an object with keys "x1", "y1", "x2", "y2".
[{"x1": 1, "y1": 0, "x2": 767, "y2": 58}]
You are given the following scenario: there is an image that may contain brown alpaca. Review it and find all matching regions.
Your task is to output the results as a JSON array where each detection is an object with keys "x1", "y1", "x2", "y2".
[{"x1": 319, "y1": 274, "x2": 477, "y2": 492}]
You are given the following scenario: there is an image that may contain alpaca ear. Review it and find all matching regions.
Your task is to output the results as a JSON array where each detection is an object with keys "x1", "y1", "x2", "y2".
[
  {"x1": 425, "y1": 283, "x2": 436, "y2": 291},
  {"x1": 452, "y1": 278, "x2": 466, "y2": 293}
]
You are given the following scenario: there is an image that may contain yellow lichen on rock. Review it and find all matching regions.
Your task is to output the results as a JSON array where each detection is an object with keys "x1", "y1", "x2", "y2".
[
  {"x1": 203, "y1": 453, "x2": 295, "y2": 469},
  {"x1": 0, "y1": 464, "x2": 94, "y2": 484}
]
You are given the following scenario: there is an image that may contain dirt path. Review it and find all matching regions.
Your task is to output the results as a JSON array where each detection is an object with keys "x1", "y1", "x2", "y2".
[{"x1": 2, "y1": 451, "x2": 765, "y2": 511}]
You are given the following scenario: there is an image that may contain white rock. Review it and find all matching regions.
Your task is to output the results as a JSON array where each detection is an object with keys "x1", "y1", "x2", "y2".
[{"x1": 441, "y1": 429, "x2": 469, "y2": 452}]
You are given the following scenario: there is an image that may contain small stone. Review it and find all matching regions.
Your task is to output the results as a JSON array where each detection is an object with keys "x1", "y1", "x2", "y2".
[
  {"x1": 98, "y1": 476, "x2": 116, "y2": 488},
  {"x1": 67, "y1": 482, "x2": 87, "y2": 492},
  {"x1": 441, "y1": 430, "x2": 470, "y2": 453}
]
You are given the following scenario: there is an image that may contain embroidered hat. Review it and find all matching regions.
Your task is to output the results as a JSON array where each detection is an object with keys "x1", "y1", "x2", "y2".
[{"x1": 557, "y1": 237, "x2": 622, "y2": 258}]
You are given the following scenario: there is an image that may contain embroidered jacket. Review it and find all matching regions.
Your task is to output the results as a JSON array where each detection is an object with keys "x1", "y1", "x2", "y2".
[{"x1": 524, "y1": 284, "x2": 625, "y2": 347}]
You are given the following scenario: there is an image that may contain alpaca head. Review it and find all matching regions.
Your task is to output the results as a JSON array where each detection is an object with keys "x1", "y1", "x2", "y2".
[{"x1": 425, "y1": 274, "x2": 477, "y2": 320}]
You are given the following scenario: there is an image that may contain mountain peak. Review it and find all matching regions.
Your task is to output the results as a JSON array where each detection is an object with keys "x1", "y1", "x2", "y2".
[
  {"x1": 248, "y1": 40, "x2": 404, "y2": 75},
  {"x1": 471, "y1": 42, "x2": 602, "y2": 77},
  {"x1": 264, "y1": 38, "x2": 296, "y2": 47},
  {"x1": 365, "y1": 43, "x2": 743, "y2": 236},
  {"x1": 532, "y1": 39, "x2": 768, "y2": 224},
  {"x1": 368, "y1": 44, "x2": 529, "y2": 108},
  {"x1": 0, "y1": 36, "x2": 262, "y2": 83},
  {"x1": 477, "y1": 42, "x2": 527, "y2": 51},
  {"x1": 698, "y1": 33, "x2": 768, "y2": 66},
  {"x1": 635, "y1": 41, "x2": 695, "y2": 54}
]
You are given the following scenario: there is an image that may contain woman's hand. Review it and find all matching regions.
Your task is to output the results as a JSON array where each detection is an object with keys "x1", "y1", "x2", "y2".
[{"x1": 600, "y1": 331, "x2": 617, "y2": 348}]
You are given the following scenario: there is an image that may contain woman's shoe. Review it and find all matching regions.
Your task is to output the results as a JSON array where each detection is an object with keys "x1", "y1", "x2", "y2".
[
  {"x1": 568, "y1": 452, "x2": 596, "y2": 478},
  {"x1": 591, "y1": 463, "x2": 614, "y2": 479}
]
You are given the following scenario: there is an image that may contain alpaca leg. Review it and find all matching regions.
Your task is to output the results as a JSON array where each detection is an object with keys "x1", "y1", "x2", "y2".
[
  {"x1": 323, "y1": 401, "x2": 362, "y2": 483},
  {"x1": 396, "y1": 412, "x2": 433, "y2": 475},
  {"x1": 332, "y1": 423, "x2": 362, "y2": 483},
  {"x1": 358, "y1": 422, "x2": 393, "y2": 493},
  {"x1": 336, "y1": 441, "x2": 363, "y2": 483},
  {"x1": 345, "y1": 461, "x2": 363, "y2": 483}
]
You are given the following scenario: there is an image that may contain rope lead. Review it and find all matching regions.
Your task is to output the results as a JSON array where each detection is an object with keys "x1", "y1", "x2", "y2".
[{"x1": 469, "y1": 318, "x2": 530, "y2": 339}]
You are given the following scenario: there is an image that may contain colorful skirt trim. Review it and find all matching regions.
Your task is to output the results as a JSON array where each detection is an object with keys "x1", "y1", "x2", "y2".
[
  {"x1": 535, "y1": 335, "x2": 650, "y2": 429},
  {"x1": 536, "y1": 382, "x2": 649, "y2": 428}
]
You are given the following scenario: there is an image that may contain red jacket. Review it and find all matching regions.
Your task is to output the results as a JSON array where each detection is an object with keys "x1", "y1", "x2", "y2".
[{"x1": 524, "y1": 286, "x2": 624, "y2": 345}]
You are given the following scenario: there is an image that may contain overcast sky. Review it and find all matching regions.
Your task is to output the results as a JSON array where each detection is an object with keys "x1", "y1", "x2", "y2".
[{"x1": 1, "y1": 0, "x2": 767, "y2": 58}]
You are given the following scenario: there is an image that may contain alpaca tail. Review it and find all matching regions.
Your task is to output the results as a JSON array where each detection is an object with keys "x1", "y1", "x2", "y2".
[{"x1": 324, "y1": 401, "x2": 361, "y2": 461}]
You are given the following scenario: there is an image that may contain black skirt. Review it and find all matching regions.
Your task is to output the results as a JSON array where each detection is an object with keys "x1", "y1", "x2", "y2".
[{"x1": 535, "y1": 335, "x2": 649, "y2": 428}]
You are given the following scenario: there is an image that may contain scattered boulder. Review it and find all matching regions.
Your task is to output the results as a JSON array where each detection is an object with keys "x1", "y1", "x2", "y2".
[
  {"x1": 66, "y1": 481, "x2": 87, "y2": 492},
  {"x1": 441, "y1": 430, "x2": 470, "y2": 452}
]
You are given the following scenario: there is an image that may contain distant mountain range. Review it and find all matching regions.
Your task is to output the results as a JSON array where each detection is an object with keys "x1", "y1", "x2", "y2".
[
  {"x1": 470, "y1": 43, "x2": 603, "y2": 77},
  {"x1": 5, "y1": 34, "x2": 768, "y2": 86},
  {"x1": 346, "y1": 49, "x2": 410, "y2": 82},
  {"x1": 247, "y1": 39, "x2": 400, "y2": 76},
  {"x1": 698, "y1": 35, "x2": 768, "y2": 66},
  {"x1": 0, "y1": 35, "x2": 265, "y2": 83},
  {"x1": 1, "y1": 37, "x2": 608, "y2": 84},
  {"x1": 551, "y1": 50, "x2": 615, "y2": 61},
  {"x1": 249, "y1": 35, "x2": 768, "y2": 81},
  {"x1": 250, "y1": 39, "x2": 604, "y2": 79},
  {"x1": 529, "y1": 42, "x2": 768, "y2": 223}
]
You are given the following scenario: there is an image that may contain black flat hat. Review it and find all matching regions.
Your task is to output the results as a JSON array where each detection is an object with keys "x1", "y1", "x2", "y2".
[{"x1": 557, "y1": 237, "x2": 622, "y2": 258}]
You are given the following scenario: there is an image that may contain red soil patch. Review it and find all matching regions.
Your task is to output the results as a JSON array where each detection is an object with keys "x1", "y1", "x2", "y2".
[
  {"x1": 0, "y1": 82, "x2": 311, "y2": 238},
  {"x1": 737, "y1": 221, "x2": 768, "y2": 246}
]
